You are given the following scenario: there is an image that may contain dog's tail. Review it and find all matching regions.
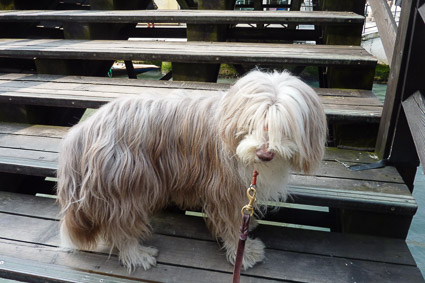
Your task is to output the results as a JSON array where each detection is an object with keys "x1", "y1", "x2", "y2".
[
  {"x1": 59, "y1": 208, "x2": 100, "y2": 250},
  {"x1": 56, "y1": 124, "x2": 100, "y2": 250}
]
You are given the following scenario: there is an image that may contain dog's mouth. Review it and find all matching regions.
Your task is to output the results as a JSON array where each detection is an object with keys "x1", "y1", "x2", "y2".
[{"x1": 256, "y1": 146, "x2": 274, "y2": 162}]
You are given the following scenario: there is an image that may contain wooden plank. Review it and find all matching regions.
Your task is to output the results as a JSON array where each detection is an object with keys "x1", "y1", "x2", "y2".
[
  {"x1": 0, "y1": 123, "x2": 382, "y2": 162},
  {"x1": 287, "y1": 182, "x2": 416, "y2": 215},
  {"x1": 0, "y1": 191, "x2": 59, "y2": 219},
  {"x1": 0, "y1": 191, "x2": 417, "y2": 266},
  {"x1": 0, "y1": 123, "x2": 414, "y2": 215},
  {"x1": 0, "y1": 124, "x2": 402, "y2": 183},
  {"x1": 0, "y1": 10, "x2": 365, "y2": 24},
  {"x1": 291, "y1": 174, "x2": 412, "y2": 197},
  {"x1": 0, "y1": 73, "x2": 383, "y2": 123},
  {"x1": 0, "y1": 212, "x2": 423, "y2": 282},
  {"x1": 0, "y1": 255, "x2": 144, "y2": 283},
  {"x1": 0, "y1": 144, "x2": 404, "y2": 185},
  {"x1": 324, "y1": 147, "x2": 380, "y2": 163},
  {"x1": 0, "y1": 72, "x2": 380, "y2": 95},
  {"x1": 368, "y1": 0, "x2": 397, "y2": 65},
  {"x1": 303, "y1": 159, "x2": 404, "y2": 183},
  {"x1": 0, "y1": 88, "x2": 382, "y2": 122},
  {"x1": 0, "y1": 241, "x2": 270, "y2": 283},
  {"x1": 0, "y1": 143, "x2": 410, "y2": 191},
  {"x1": 0, "y1": 146, "x2": 416, "y2": 215},
  {"x1": 0, "y1": 134, "x2": 60, "y2": 152},
  {"x1": 0, "y1": 82, "x2": 383, "y2": 106},
  {"x1": 0, "y1": 72, "x2": 231, "y2": 91},
  {"x1": 0, "y1": 39, "x2": 378, "y2": 67},
  {"x1": 2, "y1": 237, "x2": 423, "y2": 283},
  {"x1": 402, "y1": 91, "x2": 425, "y2": 174},
  {"x1": 0, "y1": 152, "x2": 57, "y2": 177},
  {"x1": 0, "y1": 123, "x2": 67, "y2": 138}
]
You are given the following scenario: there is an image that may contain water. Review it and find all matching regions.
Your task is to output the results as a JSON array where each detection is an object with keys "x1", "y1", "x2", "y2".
[{"x1": 372, "y1": 83, "x2": 387, "y2": 102}]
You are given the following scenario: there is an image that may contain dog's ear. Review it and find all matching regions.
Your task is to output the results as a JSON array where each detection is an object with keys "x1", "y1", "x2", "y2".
[
  {"x1": 218, "y1": 86, "x2": 243, "y2": 153},
  {"x1": 288, "y1": 81, "x2": 327, "y2": 174}
]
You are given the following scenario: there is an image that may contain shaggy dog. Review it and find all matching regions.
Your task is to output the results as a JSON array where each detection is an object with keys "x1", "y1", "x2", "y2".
[{"x1": 57, "y1": 70, "x2": 327, "y2": 272}]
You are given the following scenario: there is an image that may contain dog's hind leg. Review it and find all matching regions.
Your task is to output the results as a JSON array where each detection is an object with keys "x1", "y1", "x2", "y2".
[
  {"x1": 102, "y1": 212, "x2": 158, "y2": 272},
  {"x1": 115, "y1": 237, "x2": 158, "y2": 272}
]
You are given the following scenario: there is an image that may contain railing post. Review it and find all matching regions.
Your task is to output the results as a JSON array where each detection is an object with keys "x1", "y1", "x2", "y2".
[
  {"x1": 367, "y1": 0, "x2": 397, "y2": 66},
  {"x1": 376, "y1": 0, "x2": 425, "y2": 190}
]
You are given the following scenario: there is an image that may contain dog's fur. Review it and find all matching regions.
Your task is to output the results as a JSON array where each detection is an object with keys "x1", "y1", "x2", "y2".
[{"x1": 56, "y1": 70, "x2": 327, "y2": 272}]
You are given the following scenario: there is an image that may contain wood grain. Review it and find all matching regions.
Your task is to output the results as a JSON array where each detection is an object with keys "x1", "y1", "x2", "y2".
[
  {"x1": 0, "y1": 123, "x2": 416, "y2": 215},
  {"x1": 0, "y1": 39, "x2": 377, "y2": 66},
  {"x1": 402, "y1": 91, "x2": 425, "y2": 174},
  {"x1": 368, "y1": 0, "x2": 397, "y2": 65},
  {"x1": 0, "y1": 191, "x2": 417, "y2": 266},
  {"x1": 0, "y1": 73, "x2": 383, "y2": 123},
  {"x1": 0, "y1": 208, "x2": 423, "y2": 282},
  {"x1": 0, "y1": 10, "x2": 365, "y2": 24}
]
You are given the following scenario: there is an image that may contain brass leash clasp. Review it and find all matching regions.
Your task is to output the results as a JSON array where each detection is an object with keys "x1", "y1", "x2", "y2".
[{"x1": 241, "y1": 184, "x2": 257, "y2": 216}]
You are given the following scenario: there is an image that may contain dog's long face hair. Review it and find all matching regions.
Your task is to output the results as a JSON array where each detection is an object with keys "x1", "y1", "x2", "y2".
[{"x1": 57, "y1": 70, "x2": 327, "y2": 272}]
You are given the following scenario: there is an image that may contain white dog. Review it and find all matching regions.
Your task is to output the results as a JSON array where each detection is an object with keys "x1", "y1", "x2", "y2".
[{"x1": 57, "y1": 70, "x2": 327, "y2": 272}]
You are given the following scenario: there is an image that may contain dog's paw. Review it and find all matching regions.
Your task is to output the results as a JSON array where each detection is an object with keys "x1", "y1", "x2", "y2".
[
  {"x1": 242, "y1": 237, "x2": 265, "y2": 270},
  {"x1": 226, "y1": 237, "x2": 265, "y2": 270},
  {"x1": 119, "y1": 245, "x2": 158, "y2": 272}
]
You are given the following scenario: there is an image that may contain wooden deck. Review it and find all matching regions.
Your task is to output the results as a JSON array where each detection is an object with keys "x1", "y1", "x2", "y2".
[
  {"x1": 0, "y1": 191, "x2": 423, "y2": 283},
  {"x1": 0, "y1": 2, "x2": 423, "y2": 282}
]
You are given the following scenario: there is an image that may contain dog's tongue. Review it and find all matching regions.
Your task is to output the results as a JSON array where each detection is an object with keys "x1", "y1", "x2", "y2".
[{"x1": 256, "y1": 146, "x2": 274, "y2": 161}]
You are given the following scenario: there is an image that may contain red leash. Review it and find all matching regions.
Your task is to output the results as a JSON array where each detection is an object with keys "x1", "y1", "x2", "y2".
[{"x1": 232, "y1": 170, "x2": 258, "y2": 283}]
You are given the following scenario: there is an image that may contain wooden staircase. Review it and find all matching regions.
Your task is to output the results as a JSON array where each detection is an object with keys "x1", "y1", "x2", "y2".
[{"x1": 0, "y1": 1, "x2": 423, "y2": 282}]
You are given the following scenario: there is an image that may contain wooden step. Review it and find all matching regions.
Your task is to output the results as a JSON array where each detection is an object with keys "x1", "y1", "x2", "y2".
[
  {"x1": 0, "y1": 73, "x2": 382, "y2": 124},
  {"x1": 0, "y1": 38, "x2": 377, "y2": 67},
  {"x1": 0, "y1": 191, "x2": 423, "y2": 283},
  {"x1": 0, "y1": 10, "x2": 364, "y2": 25},
  {"x1": 0, "y1": 123, "x2": 415, "y2": 218}
]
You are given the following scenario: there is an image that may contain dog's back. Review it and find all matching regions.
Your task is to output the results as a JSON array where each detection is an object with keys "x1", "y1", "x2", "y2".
[{"x1": 56, "y1": 91, "x2": 229, "y2": 251}]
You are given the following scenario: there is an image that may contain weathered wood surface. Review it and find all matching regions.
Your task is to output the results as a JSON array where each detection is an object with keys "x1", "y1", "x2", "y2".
[
  {"x1": 402, "y1": 91, "x2": 425, "y2": 174},
  {"x1": 376, "y1": 0, "x2": 423, "y2": 160},
  {"x1": 368, "y1": 0, "x2": 397, "y2": 65},
  {"x1": 0, "y1": 191, "x2": 423, "y2": 283},
  {"x1": 0, "y1": 10, "x2": 365, "y2": 25},
  {"x1": 0, "y1": 39, "x2": 378, "y2": 67},
  {"x1": 420, "y1": 2, "x2": 425, "y2": 22},
  {"x1": 375, "y1": 0, "x2": 424, "y2": 190},
  {"x1": 0, "y1": 123, "x2": 416, "y2": 215},
  {"x1": 0, "y1": 73, "x2": 383, "y2": 123},
  {"x1": 0, "y1": 191, "x2": 415, "y2": 266}
]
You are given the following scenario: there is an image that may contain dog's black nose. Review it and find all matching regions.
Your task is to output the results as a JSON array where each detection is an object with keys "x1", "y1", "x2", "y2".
[{"x1": 256, "y1": 149, "x2": 274, "y2": 161}]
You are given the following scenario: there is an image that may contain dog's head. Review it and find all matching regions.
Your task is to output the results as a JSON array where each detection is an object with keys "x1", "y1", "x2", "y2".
[{"x1": 218, "y1": 70, "x2": 327, "y2": 174}]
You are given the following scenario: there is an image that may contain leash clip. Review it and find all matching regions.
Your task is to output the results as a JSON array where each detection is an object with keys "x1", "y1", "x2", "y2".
[
  {"x1": 241, "y1": 170, "x2": 258, "y2": 216},
  {"x1": 241, "y1": 185, "x2": 257, "y2": 216}
]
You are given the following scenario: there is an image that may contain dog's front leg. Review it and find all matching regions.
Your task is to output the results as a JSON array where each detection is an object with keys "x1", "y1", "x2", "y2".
[{"x1": 204, "y1": 206, "x2": 265, "y2": 270}]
